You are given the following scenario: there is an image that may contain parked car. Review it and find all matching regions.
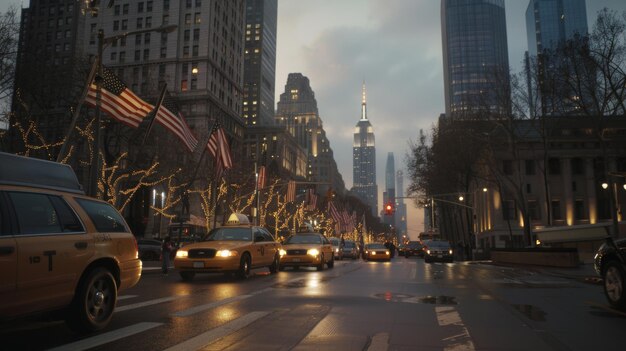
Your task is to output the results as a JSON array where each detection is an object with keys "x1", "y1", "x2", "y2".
[
  {"x1": 363, "y1": 243, "x2": 391, "y2": 261},
  {"x1": 397, "y1": 243, "x2": 407, "y2": 256},
  {"x1": 174, "y1": 213, "x2": 281, "y2": 281},
  {"x1": 279, "y1": 232, "x2": 334, "y2": 271},
  {"x1": 329, "y1": 237, "x2": 344, "y2": 260},
  {"x1": 0, "y1": 152, "x2": 142, "y2": 332},
  {"x1": 138, "y1": 239, "x2": 163, "y2": 261},
  {"x1": 341, "y1": 240, "x2": 359, "y2": 259},
  {"x1": 594, "y1": 238, "x2": 626, "y2": 310},
  {"x1": 404, "y1": 241, "x2": 424, "y2": 258},
  {"x1": 422, "y1": 240, "x2": 454, "y2": 263}
]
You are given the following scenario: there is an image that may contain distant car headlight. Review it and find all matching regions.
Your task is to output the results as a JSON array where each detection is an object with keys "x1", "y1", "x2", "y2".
[
  {"x1": 426, "y1": 249, "x2": 431, "y2": 255},
  {"x1": 279, "y1": 249, "x2": 287, "y2": 257},
  {"x1": 176, "y1": 250, "x2": 188, "y2": 258},
  {"x1": 308, "y1": 249, "x2": 319, "y2": 257},
  {"x1": 216, "y1": 250, "x2": 237, "y2": 257},
  {"x1": 449, "y1": 249, "x2": 453, "y2": 255},
  {"x1": 386, "y1": 251, "x2": 390, "y2": 255},
  {"x1": 335, "y1": 248, "x2": 339, "y2": 253}
]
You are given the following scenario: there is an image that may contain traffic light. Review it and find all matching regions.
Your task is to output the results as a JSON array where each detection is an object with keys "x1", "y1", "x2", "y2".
[{"x1": 384, "y1": 202, "x2": 394, "y2": 215}]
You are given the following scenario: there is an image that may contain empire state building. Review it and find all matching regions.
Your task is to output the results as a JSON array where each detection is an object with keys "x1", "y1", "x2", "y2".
[{"x1": 352, "y1": 83, "x2": 378, "y2": 217}]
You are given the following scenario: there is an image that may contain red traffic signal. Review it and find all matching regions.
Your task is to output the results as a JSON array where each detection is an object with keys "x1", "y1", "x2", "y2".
[{"x1": 384, "y1": 202, "x2": 394, "y2": 215}]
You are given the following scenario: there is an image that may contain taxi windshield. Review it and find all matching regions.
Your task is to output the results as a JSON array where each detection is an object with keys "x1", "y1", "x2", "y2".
[
  {"x1": 285, "y1": 235, "x2": 322, "y2": 244},
  {"x1": 204, "y1": 227, "x2": 252, "y2": 241},
  {"x1": 367, "y1": 243, "x2": 386, "y2": 249}
]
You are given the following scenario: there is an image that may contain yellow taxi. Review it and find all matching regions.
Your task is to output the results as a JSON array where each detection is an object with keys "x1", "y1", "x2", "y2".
[
  {"x1": 174, "y1": 214, "x2": 281, "y2": 280},
  {"x1": 0, "y1": 152, "x2": 142, "y2": 332},
  {"x1": 279, "y1": 230, "x2": 334, "y2": 271},
  {"x1": 363, "y1": 243, "x2": 391, "y2": 261}
]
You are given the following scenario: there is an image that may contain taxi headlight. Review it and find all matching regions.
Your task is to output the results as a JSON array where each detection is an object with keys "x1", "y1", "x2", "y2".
[
  {"x1": 176, "y1": 250, "x2": 188, "y2": 258},
  {"x1": 426, "y1": 249, "x2": 431, "y2": 255},
  {"x1": 386, "y1": 251, "x2": 390, "y2": 255},
  {"x1": 279, "y1": 249, "x2": 287, "y2": 257},
  {"x1": 216, "y1": 250, "x2": 237, "y2": 257},
  {"x1": 449, "y1": 249, "x2": 453, "y2": 255},
  {"x1": 371, "y1": 251, "x2": 376, "y2": 255},
  {"x1": 307, "y1": 249, "x2": 319, "y2": 257},
  {"x1": 335, "y1": 248, "x2": 339, "y2": 253}
]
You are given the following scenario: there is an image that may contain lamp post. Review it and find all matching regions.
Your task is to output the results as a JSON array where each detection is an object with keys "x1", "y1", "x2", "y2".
[
  {"x1": 88, "y1": 24, "x2": 178, "y2": 197},
  {"x1": 603, "y1": 172, "x2": 626, "y2": 238}
]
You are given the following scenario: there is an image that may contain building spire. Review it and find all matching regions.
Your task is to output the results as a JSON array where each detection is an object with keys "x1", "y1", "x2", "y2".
[{"x1": 361, "y1": 81, "x2": 367, "y2": 120}]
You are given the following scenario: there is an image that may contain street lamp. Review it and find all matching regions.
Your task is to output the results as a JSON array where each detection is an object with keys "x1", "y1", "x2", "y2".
[{"x1": 88, "y1": 24, "x2": 178, "y2": 197}]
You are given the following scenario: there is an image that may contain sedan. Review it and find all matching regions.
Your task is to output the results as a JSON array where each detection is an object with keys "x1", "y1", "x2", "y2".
[
  {"x1": 423, "y1": 240, "x2": 454, "y2": 263},
  {"x1": 363, "y1": 243, "x2": 391, "y2": 261},
  {"x1": 174, "y1": 214, "x2": 281, "y2": 281},
  {"x1": 138, "y1": 239, "x2": 163, "y2": 261},
  {"x1": 404, "y1": 241, "x2": 424, "y2": 258},
  {"x1": 329, "y1": 237, "x2": 344, "y2": 260},
  {"x1": 594, "y1": 238, "x2": 626, "y2": 310},
  {"x1": 341, "y1": 240, "x2": 359, "y2": 259},
  {"x1": 279, "y1": 232, "x2": 334, "y2": 271}
]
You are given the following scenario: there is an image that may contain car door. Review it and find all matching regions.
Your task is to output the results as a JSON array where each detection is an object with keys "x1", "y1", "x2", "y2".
[
  {"x1": 0, "y1": 193, "x2": 17, "y2": 313},
  {"x1": 261, "y1": 229, "x2": 278, "y2": 261},
  {"x1": 321, "y1": 236, "x2": 333, "y2": 260},
  {"x1": 9, "y1": 191, "x2": 93, "y2": 316}
]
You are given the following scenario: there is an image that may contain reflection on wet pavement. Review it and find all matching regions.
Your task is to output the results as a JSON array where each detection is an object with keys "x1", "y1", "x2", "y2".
[{"x1": 372, "y1": 293, "x2": 458, "y2": 305}]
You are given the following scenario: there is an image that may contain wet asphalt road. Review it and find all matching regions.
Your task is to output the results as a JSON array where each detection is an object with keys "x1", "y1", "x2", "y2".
[{"x1": 2, "y1": 256, "x2": 625, "y2": 351}]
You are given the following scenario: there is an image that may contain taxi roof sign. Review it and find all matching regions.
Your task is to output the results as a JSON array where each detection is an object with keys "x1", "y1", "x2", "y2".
[{"x1": 226, "y1": 213, "x2": 250, "y2": 226}]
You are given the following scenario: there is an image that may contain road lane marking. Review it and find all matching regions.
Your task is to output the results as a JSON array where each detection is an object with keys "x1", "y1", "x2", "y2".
[
  {"x1": 163, "y1": 311, "x2": 270, "y2": 351},
  {"x1": 115, "y1": 296, "x2": 183, "y2": 313},
  {"x1": 410, "y1": 267, "x2": 417, "y2": 280},
  {"x1": 367, "y1": 332, "x2": 389, "y2": 351},
  {"x1": 117, "y1": 295, "x2": 137, "y2": 301},
  {"x1": 436, "y1": 306, "x2": 475, "y2": 351},
  {"x1": 47, "y1": 322, "x2": 162, "y2": 351},
  {"x1": 172, "y1": 295, "x2": 252, "y2": 317}
]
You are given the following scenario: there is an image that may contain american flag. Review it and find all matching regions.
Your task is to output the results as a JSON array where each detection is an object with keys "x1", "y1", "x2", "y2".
[
  {"x1": 85, "y1": 66, "x2": 154, "y2": 128},
  {"x1": 257, "y1": 166, "x2": 266, "y2": 189},
  {"x1": 207, "y1": 122, "x2": 233, "y2": 178},
  {"x1": 327, "y1": 201, "x2": 341, "y2": 227},
  {"x1": 153, "y1": 91, "x2": 198, "y2": 152},
  {"x1": 286, "y1": 180, "x2": 296, "y2": 202}
]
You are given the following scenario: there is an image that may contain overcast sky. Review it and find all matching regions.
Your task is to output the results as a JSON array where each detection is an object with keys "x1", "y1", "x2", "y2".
[
  {"x1": 276, "y1": 0, "x2": 626, "y2": 238},
  {"x1": 2, "y1": 1, "x2": 626, "y2": 238}
]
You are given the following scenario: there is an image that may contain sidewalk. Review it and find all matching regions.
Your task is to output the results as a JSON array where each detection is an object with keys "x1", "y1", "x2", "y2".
[{"x1": 469, "y1": 260, "x2": 601, "y2": 283}]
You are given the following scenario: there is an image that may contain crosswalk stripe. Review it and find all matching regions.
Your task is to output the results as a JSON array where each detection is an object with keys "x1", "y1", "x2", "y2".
[
  {"x1": 115, "y1": 296, "x2": 183, "y2": 313},
  {"x1": 367, "y1": 332, "x2": 389, "y2": 351},
  {"x1": 436, "y1": 306, "x2": 475, "y2": 351},
  {"x1": 171, "y1": 295, "x2": 252, "y2": 317},
  {"x1": 163, "y1": 311, "x2": 270, "y2": 351},
  {"x1": 47, "y1": 322, "x2": 162, "y2": 351}
]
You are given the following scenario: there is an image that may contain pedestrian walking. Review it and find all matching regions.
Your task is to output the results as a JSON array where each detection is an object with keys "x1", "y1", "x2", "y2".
[{"x1": 161, "y1": 236, "x2": 173, "y2": 275}]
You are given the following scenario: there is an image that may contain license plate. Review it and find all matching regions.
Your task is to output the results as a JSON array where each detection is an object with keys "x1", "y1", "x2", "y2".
[
  {"x1": 193, "y1": 262, "x2": 204, "y2": 268},
  {"x1": 292, "y1": 258, "x2": 301, "y2": 262},
  {"x1": 437, "y1": 255, "x2": 443, "y2": 258}
]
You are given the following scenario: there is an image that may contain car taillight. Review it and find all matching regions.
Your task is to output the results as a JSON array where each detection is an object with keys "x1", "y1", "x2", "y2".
[{"x1": 133, "y1": 236, "x2": 139, "y2": 259}]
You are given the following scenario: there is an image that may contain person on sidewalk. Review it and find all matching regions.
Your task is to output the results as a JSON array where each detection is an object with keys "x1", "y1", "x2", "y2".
[{"x1": 161, "y1": 236, "x2": 173, "y2": 275}]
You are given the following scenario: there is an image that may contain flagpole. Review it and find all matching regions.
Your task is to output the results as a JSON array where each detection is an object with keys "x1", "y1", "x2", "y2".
[
  {"x1": 57, "y1": 59, "x2": 98, "y2": 163},
  {"x1": 142, "y1": 83, "x2": 167, "y2": 146}
]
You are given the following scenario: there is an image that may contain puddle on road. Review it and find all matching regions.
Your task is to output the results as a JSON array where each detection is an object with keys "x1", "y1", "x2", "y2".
[
  {"x1": 372, "y1": 293, "x2": 458, "y2": 305},
  {"x1": 273, "y1": 276, "x2": 335, "y2": 289},
  {"x1": 511, "y1": 304, "x2": 547, "y2": 321}
]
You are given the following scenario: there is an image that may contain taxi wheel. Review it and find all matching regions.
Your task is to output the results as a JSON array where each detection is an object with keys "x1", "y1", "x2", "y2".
[
  {"x1": 317, "y1": 254, "x2": 325, "y2": 271},
  {"x1": 180, "y1": 271, "x2": 195, "y2": 281},
  {"x1": 603, "y1": 260, "x2": 626, "y2": 310},
  {"x1": 269, "y1": 254, "x2": 280, "y2": 274},
  {"x1": 328, "y1": 255, "x2": 335, "y2": 269},
  {"x1": 67, "y1": 268, "x2": 117, "y2": 333},
  {"x1": 237, "y1": 253, "x2": 251, "y2": 279}
]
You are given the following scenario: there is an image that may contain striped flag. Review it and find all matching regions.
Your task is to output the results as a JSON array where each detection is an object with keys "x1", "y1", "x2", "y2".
[
  {"x1": 286, "y1": 180, "x2": 296, "y2": 202},
  {"x1": 85, "y1": 66, "x2": 154, "y2": 128},
  {"x1": 152, "y1": 90, "x2": 198, "y2": 152},
  {"x1": 257, "y1": 166, "x2": 266, "y2": 189},
  {"x1": 306, "y1": 189, "x2": 317, "y2": 211},
  {"x1": 207, "y1": 122, "x2": 233, "y2": 179},
  {"x1": 327, "y1": 201, "x2": 341, "y2": 226}
]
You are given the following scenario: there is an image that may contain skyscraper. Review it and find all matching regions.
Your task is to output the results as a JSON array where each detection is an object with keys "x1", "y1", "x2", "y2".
[
  {"x1": 526, "y1": 0, "x2": 588, "y2": 58},
  {"x1": 396, "y1": 170, "x2": 408, "y2": 239},
  {"x1": 352, "y1": 83, "x2": 378, "y2": 217},
  {"x1": 441, "y1": 0, "x2": 510, "y2": 118},
  {"x1": 275, "y1": 73, "x2": 345, "y2": 195},
  {"x1": 243, "y1": 0, "x2": 278, "y2": 126}
]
